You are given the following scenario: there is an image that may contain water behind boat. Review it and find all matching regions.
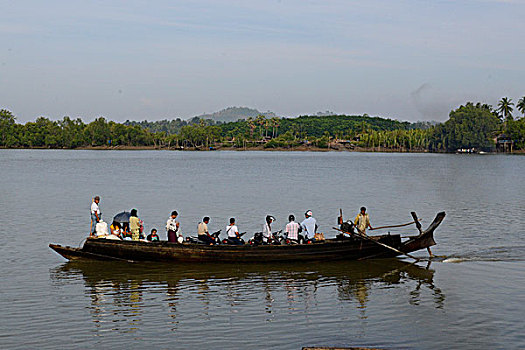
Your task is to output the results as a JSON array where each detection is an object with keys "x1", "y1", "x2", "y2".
[{"x1": 1, "y1": 150, "x2": 524, "y2": 349}]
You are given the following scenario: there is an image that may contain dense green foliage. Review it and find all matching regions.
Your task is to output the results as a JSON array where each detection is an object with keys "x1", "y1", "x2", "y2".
[
  {"x1": 431, "y1": 103, "x2": 501, "y2": 151},
  {"x1": 124, "y1": 116, "x2": 219, "y2": 135},
  {"x1": 0, "y1": 110, "x2": 154, "y2": 148},
  {"x1": 2, "y1": 98, "x2": 525, "y2": 152}
]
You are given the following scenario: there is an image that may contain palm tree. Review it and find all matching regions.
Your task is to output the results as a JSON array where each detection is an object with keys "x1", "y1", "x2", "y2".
[
  {"x1": 270, "y1": 117, "x2": 280, "y2": 138},
  {"x1": 497, "y1": 97, "x2": 514, "y2": 122},
  {"x1": 255, "y1": 115, "x2": 265, "y2": 139},
  {"x1": 517, "y1": 96, "x2": 525, "y2": 119},
  {"x1": 247, "y1": 117, "x2": 256, "y2": 138},
  {"x1": 264, "y1": 119, "x2": 270, "y2": 138}
]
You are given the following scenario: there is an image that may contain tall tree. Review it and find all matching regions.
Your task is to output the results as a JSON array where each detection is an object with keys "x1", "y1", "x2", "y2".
[
  {"x1": 0, "y1": 109, "x2": 17, "y2": 147},
  {"x1": 270, "y1": 117, "x2": 280, "y2": 138},
  {"x1": 255, "y1": 115, "x2": 266, "y2": 139},
  {"x1": 246, "y1": 117, "x2": 256, "y2": 138},
  {"x1": 517, "y1": 96, "x2": 525, "y2": 118},
  {"x1": 497, "y1": 97, "x2": 514, "y2": 122},
  {"x1": 441, "y1": 102, "x2": 501, "y2": 151}
]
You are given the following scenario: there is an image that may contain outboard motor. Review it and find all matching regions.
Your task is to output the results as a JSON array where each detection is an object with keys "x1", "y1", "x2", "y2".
[
  {"x1": 222, "y1": 232, "x2": 246, "y2": 245},
  {"x1": 271, "y1": 230, "x2": 284, "y2": 245},
  {"x1": 340, "y1": 221, "x2": 355, "y2": 234},
  {"x1": 249, "y1": 232, "x2": 264, "y2": 245}
]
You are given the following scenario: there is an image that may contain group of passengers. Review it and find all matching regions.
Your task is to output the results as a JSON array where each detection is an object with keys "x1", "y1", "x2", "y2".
[
  {"x1": 90, "y1": 195, "x2": 372, "y2": 244},
  {"x1": 193, "y1": 210, "x2": 319, "y2": 245}
]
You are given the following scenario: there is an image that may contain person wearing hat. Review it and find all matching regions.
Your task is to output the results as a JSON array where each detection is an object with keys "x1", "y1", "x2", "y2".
[
  {"x1": 300, "y1": 210, "x2": 317, "y2": 240},
  {"x1": 354, "y1": 206, "x2": 373, "y2": 234},
  {"x1": 262, "y1": 215, "x2": 276, "y2": 244},
  {"x1": 90, "y1": 196, "x2": 101, "y2": 237}
]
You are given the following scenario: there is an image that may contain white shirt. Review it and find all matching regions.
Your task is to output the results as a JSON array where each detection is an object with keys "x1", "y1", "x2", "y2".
[
  {"x1": 197, "y1": 222, "x2": 208, "y2": 236},
  {"x1": 285, "y1": 221, "x2": 300, "y2": 240},
  {"x1": 300, "y1": 217, "x2": 317, "y2": 238},
  {"x1": 262, "y1": 222, "x2": 273, "y2": 242},
  {"x1": 166, "y1": 218, "x2": 179, "y2": 232},
  {"x1": 91, "y1": 202, "x2": 100, "y2": 215},
  {"x1": 226, "y1": 225, "x2": 238, "y2": 238}
]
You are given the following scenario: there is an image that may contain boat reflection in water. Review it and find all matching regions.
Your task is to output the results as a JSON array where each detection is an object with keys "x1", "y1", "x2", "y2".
[{"x1": 50, "y1": 259, "x2": 444, "y2": 335}]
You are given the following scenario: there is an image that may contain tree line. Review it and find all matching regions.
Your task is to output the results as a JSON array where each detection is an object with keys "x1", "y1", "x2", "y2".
[{"x1": 1, "y1": 96, "x2": 524, "y2": 151}]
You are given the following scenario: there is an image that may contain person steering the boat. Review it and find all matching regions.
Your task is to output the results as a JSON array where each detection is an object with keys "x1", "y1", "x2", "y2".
[
  {"x1": 300, "y1": 210, "x2": 317, "y2": 241},
  {"x1": 354, "y1": 206, "x2": 373, "y2": 234},
  {"x1": 226, "y1": 217, "x2": 242, "y2": 245},
  {"x1": 262, "y1": 215, "x2": 275, "y2": 244},
  {"x1": 198, "y1": 217, "x2": 215, "y2": 245}
]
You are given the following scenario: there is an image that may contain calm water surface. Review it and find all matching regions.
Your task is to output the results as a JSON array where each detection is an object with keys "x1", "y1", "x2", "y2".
[{"x1": 0, "y1": 150, "x2": 524, "y2": 349}]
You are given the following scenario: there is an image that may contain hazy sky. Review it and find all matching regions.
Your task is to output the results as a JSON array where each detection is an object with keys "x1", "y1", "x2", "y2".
[{"x1": 1, "y1": 0, "x2": 524, "y2": 123}]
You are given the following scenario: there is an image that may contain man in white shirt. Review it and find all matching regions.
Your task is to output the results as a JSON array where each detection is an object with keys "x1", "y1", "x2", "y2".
[
  {"x1": 300, "y1": 210, "x2": 317, "y2": 240},
  {"x1": 226, "y1": 217, "x2": 242, "y2": 245},
  {"x1": 285, "y1": 214, "x2": 300, "y2": 242},
  {"x1": 90, "y1": 196, "x2": 101, "y2": 236},
  {"x1": 262, "y1": 215, "x2": 275, "y2": 244}
]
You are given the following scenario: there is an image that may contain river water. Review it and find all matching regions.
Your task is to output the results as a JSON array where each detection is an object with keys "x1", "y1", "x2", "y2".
[{"x1": 0, "y1": 150, "x2": 524, "y2": 349}]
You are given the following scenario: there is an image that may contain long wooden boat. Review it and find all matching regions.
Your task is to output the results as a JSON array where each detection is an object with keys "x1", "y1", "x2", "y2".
[{"x1": 50, "y1": 212, "x2": 445, "y2": 263}]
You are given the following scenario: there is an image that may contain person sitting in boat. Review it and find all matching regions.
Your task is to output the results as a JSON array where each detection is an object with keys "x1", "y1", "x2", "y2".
[
  {"x1": 300, "y1": 210, "x2": 317, "y2": 241},
  {"x1": 166, "y1": 210, "x2": 181, "y2": 243},
  {"x1": 90, "y1": 196, "x2": 101, "y2": 237},
  {"x1": 354, "y1": 207, "x2": 373, "y2": 234},
  {"x1": 285, "y1": 214, "x2": 301, "y2": 243},
  {"x1": 109, "y1": 221, "x2": 123, "y2": 239},
  {"x1": 262, "y1": 215, "x2": 276, "y2": 244},
  {"x1": 129, "y1": 209, "x2": 141, "y2": 241},
  {"x1": 226, "y1": 217, "x2": 242, "y2": 245},
  {"x1": 147, "y1": 228, "x2": 160, "y2": 242},
  {"x1": 121, "y1": 222, "x2": 131, "y2": 239},
  {"x1": 198, "y1": 216, "x2": 215, "y2": 245}
]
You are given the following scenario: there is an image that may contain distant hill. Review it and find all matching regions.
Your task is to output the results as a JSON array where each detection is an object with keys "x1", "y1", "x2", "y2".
[{"x1": 195, "y1": 107, "x2": 278, "y2": 122}]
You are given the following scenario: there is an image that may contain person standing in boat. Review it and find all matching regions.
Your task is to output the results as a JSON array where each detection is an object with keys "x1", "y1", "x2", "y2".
[
  {"x1": 226, "y1": 217, "x2": 242, "y2": 245},
  {"x1": 166, "y1": 210, "x2": 180, "y2": 243},
  {"x1": 354, "y1": 207, "x2": 373, "y2": 234},
  {"x1": 300, "y1": 210, "x2": 317, "y2": 241},
  {"x1": 129, "y1": 209, "x2": 141, "y2": 241},
  {"x1": 90, "y1": 196, "x2": 101, "y2": 237},
  {"x1": 285, "y1": 214, "x2": 301, "y2": 243},
  {"x1": 198, "y1": 216, "x2": 215, "y2": 245},
  {"x1": 262, "y1": 215, "x2": 275, "y2": 244}
]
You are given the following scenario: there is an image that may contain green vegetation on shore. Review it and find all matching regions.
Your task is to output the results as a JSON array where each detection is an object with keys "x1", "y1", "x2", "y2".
[{"x1": 2, "y1": 96, "x2": 525, "y2": 152}]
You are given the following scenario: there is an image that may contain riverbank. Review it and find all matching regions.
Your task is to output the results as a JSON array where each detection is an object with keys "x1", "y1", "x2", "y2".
[
  {"x1": 3, "y1": 144, "x2": 524, "y2": 154},
  {"x1": 1, "y1": 144, "x2": 428, "y2": 152}
]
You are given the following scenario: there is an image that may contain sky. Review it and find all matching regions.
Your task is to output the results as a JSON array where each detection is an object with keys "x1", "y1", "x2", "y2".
[{"x1": 1, "y1": 0, "x2": 524, "y2": 123}]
